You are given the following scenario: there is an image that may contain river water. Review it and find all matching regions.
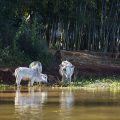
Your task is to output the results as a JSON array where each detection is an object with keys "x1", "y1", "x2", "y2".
[{"x1": 0, "y1": 87, "x2": 120, "y2": 120}]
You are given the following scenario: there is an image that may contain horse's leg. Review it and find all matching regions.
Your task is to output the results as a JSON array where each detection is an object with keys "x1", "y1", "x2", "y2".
[
  {"x1": 16, "y1": 76, "x2": 21, "y2": 87},
  {"x1": 30, "y1": 78, "x2": 35, "y2": 86}
]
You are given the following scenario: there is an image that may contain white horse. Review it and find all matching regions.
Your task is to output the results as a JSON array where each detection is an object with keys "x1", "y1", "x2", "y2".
[
  {"x1": 14, "y1": 67, "x2": 47, "y2": 87},
  {"x1": 59, "y1": 60, "x2": 74, "y2": 84},
  {"x1": 29, "y1": 61, "x2": 42, "y2": 73}
]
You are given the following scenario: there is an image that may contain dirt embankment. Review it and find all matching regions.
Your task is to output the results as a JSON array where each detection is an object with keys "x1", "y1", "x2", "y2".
[
  {"x1": 60, "y1": 50, "x2": 120, "y2": 76},
  {"x1": 0, "y1": 50, "x2": 120, "y2": 85}
]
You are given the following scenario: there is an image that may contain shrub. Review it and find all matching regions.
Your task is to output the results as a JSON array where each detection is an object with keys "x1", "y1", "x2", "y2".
[
  {"x1": 0, "y1": 15, "x2": 54, "y2": 68},
  {"x1": 0, "y1": 47, "x2": 31, "y2": 67}
]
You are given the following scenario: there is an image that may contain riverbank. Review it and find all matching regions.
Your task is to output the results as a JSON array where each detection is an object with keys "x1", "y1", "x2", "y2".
[
  {"x1": 0, "y1": 50, "x2": 120, "y2": 87},
  {"x1": 0, "y1": 76, "x2": 120, "y2": 90}
]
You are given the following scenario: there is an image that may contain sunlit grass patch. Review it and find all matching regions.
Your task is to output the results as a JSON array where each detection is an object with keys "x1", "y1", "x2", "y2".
[
  {"x1": 0, "y1": 76, "x2": 120, "y2": 90},
  {"x1": 0, "y1": 84, "x2": 16, "y2": 90},
  {"x1": 69, "y1": 75, "x2": 120, "y2": 88}
]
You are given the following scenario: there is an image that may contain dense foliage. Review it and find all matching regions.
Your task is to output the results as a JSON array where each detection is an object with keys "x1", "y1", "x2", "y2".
[{"x1": 0, "y1": 0, "x2": 119, "y2": 66}]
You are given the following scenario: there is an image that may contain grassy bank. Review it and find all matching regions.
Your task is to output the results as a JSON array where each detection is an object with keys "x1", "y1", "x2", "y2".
[
  {"x1": 71, "y1": 76, "x2": 120, "y2": 88},
  {"x1": 0, "y1": 84, "x2": 16, "y2": 90},
  {"x1": 0, "y1": 76, "x2": 120, "y2": 90}
]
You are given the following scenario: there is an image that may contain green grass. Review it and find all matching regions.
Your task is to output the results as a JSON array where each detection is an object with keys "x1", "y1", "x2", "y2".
[
  {"x1": 0, "y1": 84, "x2": 16, "y2": 90},
  {"x1": 0, "y1": 76, "x2": 120, "y2": 90},
  {"x1": 71, "y1": 76, "x2": 120, "y2": 88}
]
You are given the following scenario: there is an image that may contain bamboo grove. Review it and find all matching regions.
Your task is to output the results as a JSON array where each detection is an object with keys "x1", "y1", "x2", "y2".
[{"x1": 0, "y1": 0, "x2": 120, "y2": 58}]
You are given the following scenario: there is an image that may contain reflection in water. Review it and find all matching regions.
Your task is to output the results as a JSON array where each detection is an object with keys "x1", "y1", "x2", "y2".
[
  {"x1": 60, "y1": 89, "x2": 74, "y2": 109},
  {"x1": 0, "y1": 88, "x2": 119, "y2": 120},
  {"x1": 14, "y1": 88, "x2": 47, "y2": 120},
  {"x1": 15, "y1": 88, "x2": 47, "y2": 107},
  {"x1": 59, "y1": 89, "x2": 74, "y2": 120}
]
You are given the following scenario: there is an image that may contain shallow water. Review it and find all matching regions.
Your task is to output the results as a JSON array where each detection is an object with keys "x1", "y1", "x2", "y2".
[{"x1": 0, "y1": 87, "x2": 120, "y2": 120}]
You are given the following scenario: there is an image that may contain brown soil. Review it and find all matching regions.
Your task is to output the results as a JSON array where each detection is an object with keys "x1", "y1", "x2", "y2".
[{"x1": 0, "y1": 50, "x2": 120, "y2": 85}]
